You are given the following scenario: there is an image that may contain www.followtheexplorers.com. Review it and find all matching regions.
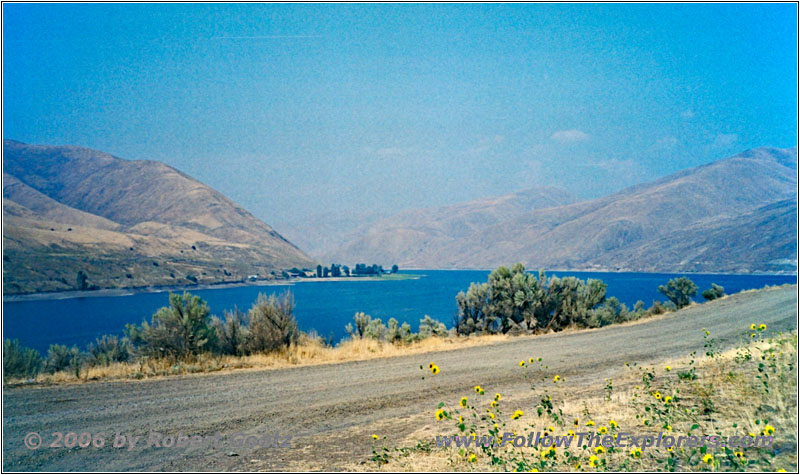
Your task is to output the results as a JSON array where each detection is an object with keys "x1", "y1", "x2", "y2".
[{"x1": 435, "y1": 432, "x2": 774, "y2": 450}]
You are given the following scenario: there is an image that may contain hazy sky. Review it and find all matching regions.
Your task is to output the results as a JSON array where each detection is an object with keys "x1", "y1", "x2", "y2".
[{"x1": 3, "y1": 3, "x2": 797, "y2": 230}]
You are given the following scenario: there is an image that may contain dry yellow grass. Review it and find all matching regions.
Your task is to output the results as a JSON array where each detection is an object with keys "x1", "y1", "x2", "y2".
[{"x1": 10, "y1": 333, "x2": 514, "y2": 386}]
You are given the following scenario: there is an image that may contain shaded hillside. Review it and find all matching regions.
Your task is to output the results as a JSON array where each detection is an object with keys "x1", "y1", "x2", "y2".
[
  {"x1": 328, "y1": 147, "x2": 797, "y2": 273},
  {"x1": 3, "y1": 140, "x2": 315, "y2": 294}
]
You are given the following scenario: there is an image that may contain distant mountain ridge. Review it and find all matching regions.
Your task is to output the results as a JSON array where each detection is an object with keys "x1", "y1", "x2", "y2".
[
  {"x1": 325, "y1": 147, "x2": 797, "y2": 273},
  {"x1": 3, "y1": 140, "x2": 315, "y2": 294},
  {"x1": 310, "y1": 186, "x2": 578, "y2": 264}
]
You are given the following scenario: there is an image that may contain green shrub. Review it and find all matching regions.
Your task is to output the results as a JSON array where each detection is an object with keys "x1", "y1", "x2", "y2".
[
  {"x1": 87, "y1": 335, "x2": 131, "y2": 366},
  {"x1": 44, "y1": 344, "x2": 82, "y2": 375},
  {"x1": 211, "y1": 308, "x2": 250, "y2": 356},
  {"x1": 588, "y1": 297, "x2": 629, "y2": 327},
  {"x1": 246, "y1": 292, "x2": 298, "y2": 353},
  {"x1": 455, "y1": 264, "x2": 612, "y2": 335},
  {"x1": 126, "y1": 292, "x2": 216, "y2": 358},
  {"x1": 364, "y1": 317, "x2": 387, "y2": 340},
  {"x1": 3, "y1": 339, "x2": 42, "y2": 380},
  {"x1": 418, "y1": 315, "x2": 448, "y2": 338},
  {"x1": 658, "y1": 276, "x2": 698, "y2": 309},
  {"x1": 346, "y1": 312, "x2": 372, "y2": 339},
  {"x1": 702, "y1": 283, "x2": 725, "y2": 301}
]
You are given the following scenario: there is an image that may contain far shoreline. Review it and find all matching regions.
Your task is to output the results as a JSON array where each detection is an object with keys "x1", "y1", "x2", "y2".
[
  {"x1": 3, "y1": 267, "x2": 795, "y2": 303},
  {"x1": 2, "y1": 273, "x2": 424, "y2": 303}
]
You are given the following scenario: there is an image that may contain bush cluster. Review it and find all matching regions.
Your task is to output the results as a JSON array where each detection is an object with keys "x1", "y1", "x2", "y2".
[
  {"x1": 3, "y1": 290, "x2": 302, "y2": 381},
  {"x1": 454, "y1": 264, "x2": 692, "y2": 336},
  {"x1": 345, "y1": 312, "x2": 448, "y2": 344}
]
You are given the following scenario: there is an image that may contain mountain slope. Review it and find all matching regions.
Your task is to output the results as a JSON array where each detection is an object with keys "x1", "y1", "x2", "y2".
[
  {"x1": 3, "y1": 140, "x2": 315, "y2": 294},
  {"x1": 323, "y1": 186, "x2": 578, "y2": 264},
  {"x1": 328, "y1": 147, "x2": 797, "y2": 272}
]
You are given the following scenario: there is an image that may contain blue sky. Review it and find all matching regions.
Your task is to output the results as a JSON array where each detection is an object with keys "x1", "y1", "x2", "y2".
[{"x1": 3, "y1": 3, "x2": 797, "y2": 230}]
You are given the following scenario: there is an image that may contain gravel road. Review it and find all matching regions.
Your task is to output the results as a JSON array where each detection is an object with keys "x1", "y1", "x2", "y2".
[{"x1": 3, "y1": 285, "x2": 796, "y2": 471}]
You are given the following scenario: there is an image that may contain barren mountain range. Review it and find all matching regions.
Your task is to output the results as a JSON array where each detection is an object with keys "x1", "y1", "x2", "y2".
[
  {"x1": 2, "y1": 140, "x2": 315, "y2": 294},
  {"x1": 3, "y1": 142, "x2": 796, "y2": 295},
  {"x1": 318, "y1": 147, "x2": 797, "y2": 273}
]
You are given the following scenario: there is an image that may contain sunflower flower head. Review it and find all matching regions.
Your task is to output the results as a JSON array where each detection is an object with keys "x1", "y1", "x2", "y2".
[
  {"x1": 609, "y1": 420, "x2": 618, "y2": 429},
  {"x1": 589, "y1": 455, "x2": 599, "y2": 467},
  {"x1": 759, "y1": 324, "x2": 767, "y2": 332},
  {"x1": 460, "y1": 397, "x2": 468, "y2": 408},
  {"x1": 435, "y1": 409, "x2": 445, "y2": 421},
  {"x1": 512, "y1": 410, "x2": 524, "y2": 420}
]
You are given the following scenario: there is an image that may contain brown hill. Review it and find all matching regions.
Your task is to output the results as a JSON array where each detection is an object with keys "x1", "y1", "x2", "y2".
[
  {"x1": 3, "y1": 140, "x2": 315, "y2": 294},
  {"x1": 327, "y1": 147, "x2": 797, "y2": 273}
]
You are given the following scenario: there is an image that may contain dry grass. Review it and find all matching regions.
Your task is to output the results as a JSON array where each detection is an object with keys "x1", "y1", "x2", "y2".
[
  {"x1": 365, "y1": 331, "x2": 797, "y2": 472},
  {"x1": 8, "y1": 333, "x2": 514, "y2": 386}
]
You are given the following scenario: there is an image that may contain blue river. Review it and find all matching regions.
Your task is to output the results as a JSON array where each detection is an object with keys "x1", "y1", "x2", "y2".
[{"x1": 3, "y1": 270, "x2": 796, "y2": 352}]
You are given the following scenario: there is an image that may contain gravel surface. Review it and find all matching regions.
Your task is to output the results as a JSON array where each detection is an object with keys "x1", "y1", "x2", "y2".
[{"x1": 3, "y1": 285, "x2": 796, "y2": 471}]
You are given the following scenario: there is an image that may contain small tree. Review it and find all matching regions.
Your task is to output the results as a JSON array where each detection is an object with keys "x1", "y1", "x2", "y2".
[
  {"x1": 76, "y1": 270, "x2": 89, "y2": 290},
  {"x1": 702, "y1": 283, "x2": 725, "y2": 301},
  {"x1": 658, "y1": 277, "x2": 698, "y2": 309},
  {"x1": 391, "y1": 264, "x2": 399, "y2": 274}
]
